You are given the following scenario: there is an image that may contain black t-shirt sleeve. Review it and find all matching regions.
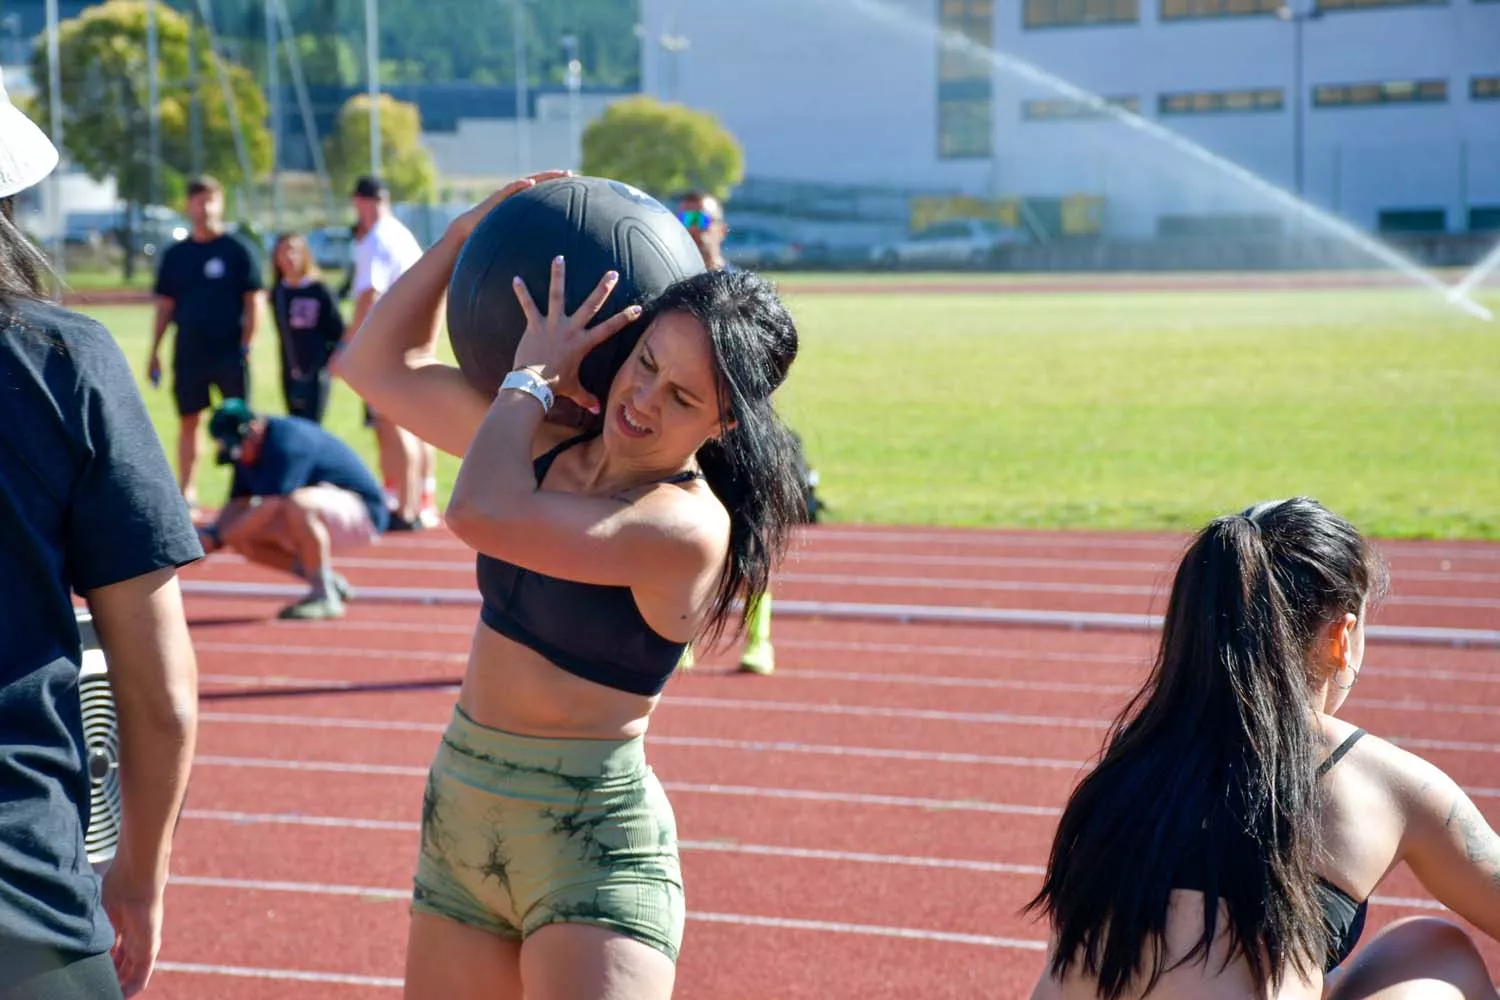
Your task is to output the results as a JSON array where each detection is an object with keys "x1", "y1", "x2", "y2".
[
  {"x1": 152, "y1": 244, "x2": 179, "y2": 300},
  {"x1": 238, "y1": 239, "x2": 265, "y2": 294},
  {"x1": 64, "y1": 322, "x2": 204, "y2": 592}
]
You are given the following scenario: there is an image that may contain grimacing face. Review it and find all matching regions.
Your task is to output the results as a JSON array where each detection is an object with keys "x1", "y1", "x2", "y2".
[{"x1": 601, "y1": 311, "x2": 730, "y2": 466}]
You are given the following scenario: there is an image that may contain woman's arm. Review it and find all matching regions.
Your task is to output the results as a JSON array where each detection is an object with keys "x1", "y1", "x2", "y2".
[
  {"x1": 335, "y1": 171, "x2": 569, "y2": 458},
  {"x1": 83, "y1": 567, "x2": 197, "y2": 996},
  {"x1": 1394, "y1": 748, "x2": 1500, "y2": 940}
]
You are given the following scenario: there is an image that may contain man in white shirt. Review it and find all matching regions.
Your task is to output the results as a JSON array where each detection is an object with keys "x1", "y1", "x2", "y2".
[{"x1": 342, "y1": 176, "x2": 438, "y2": 530}]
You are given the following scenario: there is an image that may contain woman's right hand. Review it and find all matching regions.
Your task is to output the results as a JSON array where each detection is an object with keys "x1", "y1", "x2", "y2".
[{"x1": 446, "y1": 170, "x2": 572, "y2": 246}]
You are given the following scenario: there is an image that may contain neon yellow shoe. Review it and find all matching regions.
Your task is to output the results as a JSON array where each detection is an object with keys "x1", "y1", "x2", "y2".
[
  {"x1": 738, "y1": 640, "x2": 775, "y2": 675},
  {"x1": 738, "y1": 594, "x2": 774, "y2": 675}
]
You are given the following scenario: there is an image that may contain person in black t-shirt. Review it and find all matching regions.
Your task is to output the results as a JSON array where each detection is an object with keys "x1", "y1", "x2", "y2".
[
  {"x1": 148, "y1": 175, "x2": 264, "y2": 511},
  {"x1": 198, "y1": 398, "x2": 389, "y2": 620},
  {"x1": 269, "y1": 232, "x2": 344, "y2": 424},
  {"x1": 0, "y1": 88, "x2": 201, "y2": 1000}
]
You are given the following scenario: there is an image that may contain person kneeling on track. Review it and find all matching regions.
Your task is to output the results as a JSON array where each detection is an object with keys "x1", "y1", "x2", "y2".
[{"x1": 197, "y1": 398, "x2": 388, "y2": 620}]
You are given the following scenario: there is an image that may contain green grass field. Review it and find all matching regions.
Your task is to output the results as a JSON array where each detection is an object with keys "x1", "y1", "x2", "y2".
[{"x1": 80, "y1": 279, "x2": 1500, "y2": 540}]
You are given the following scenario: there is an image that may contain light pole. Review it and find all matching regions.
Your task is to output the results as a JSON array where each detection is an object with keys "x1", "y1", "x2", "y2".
[
  {"x1": 365, "y1": 0, "x2": 379, "y2": 178},
  {"x1": 562, "y1": 34, "x2": 581, "y2": 170},
  {"x1": 512, "y1": 0, "x2": 529, "y2": 177},
  {"x1": 658, "y1": 32, "x2": 690, "y2": 103},
  {"x1": 1277, "y1": 2, "x2": 1321, "y2": 198}
]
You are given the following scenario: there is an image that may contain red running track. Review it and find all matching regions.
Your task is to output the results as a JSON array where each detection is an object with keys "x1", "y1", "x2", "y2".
[{"x1": 144, "y1": 524, "x2": 1500, "y2": 999}]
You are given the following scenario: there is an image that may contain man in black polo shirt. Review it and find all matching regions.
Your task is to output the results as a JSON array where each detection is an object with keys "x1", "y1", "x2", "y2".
[
  {"x1": 198, "y1": 399, "x2": 388, "y2": 620},
  {"x1": 149, "y1": 176, "x2": 264, "y2": 511}
]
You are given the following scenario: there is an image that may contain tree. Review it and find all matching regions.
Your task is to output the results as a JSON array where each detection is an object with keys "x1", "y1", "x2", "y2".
[
  {"x1": 581, "y1": 97, "x2": 744, "y2": 202},
  {"x1": 28, "y1": 0, "x2": 271, "y2": 276},
  {"x1": 323, "y1": 93, "x2": 439, "y2": 204}
]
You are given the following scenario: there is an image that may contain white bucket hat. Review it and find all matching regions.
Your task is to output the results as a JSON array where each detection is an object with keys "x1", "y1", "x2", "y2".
[{"x1": 0, "y1": 70, "x2": 59, "y2": 199}]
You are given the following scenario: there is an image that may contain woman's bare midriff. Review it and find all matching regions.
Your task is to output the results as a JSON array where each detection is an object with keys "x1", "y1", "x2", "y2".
[{"x1": 456, "y1": 621, "x2": 661, "y2": 740}]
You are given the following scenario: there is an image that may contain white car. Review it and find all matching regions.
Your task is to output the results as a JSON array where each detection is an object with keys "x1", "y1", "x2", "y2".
[{"x1": 870, "y1": 219, "x2": 1021, "y2": 268}]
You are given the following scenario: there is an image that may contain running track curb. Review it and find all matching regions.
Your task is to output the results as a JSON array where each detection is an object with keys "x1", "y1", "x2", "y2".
[{"x1": 180, "y1": 580, "x2": 1500, "y2": 649}]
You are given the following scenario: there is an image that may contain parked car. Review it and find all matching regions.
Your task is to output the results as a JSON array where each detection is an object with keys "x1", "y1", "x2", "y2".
[
  {"x1": 723, "y1": 226, "x2": 805, "y2": 269},
  {"x1": 869, "y1": 219, "x2": 1023, "y2": 268}
]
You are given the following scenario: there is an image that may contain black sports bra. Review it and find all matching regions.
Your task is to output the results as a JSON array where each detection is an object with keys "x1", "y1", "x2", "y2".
[
  {"x1": 1172, "y1": 729, "x2": 1369, "y2": 973},
  {"x1": 474, "y1": 432, "x2": 698, "y2": 697}
]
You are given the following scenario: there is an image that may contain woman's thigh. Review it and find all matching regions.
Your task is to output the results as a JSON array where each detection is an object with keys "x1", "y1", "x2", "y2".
[
  {"x1": 520, "y1": 922, "x2": 676, "y2": 1000},
  {"x1": 403, "y1": 910, "x2": 523, "y2": 1000},
  {"x1": 1325, "y1": 917, "x2": 1497, "y2": 1000}
]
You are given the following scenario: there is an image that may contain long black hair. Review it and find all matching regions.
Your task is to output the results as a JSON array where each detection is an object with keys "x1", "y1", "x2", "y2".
[
  {"x1": 1025, "y1": 497, "x2": 1387, "y2": 998},
  {"x1": 637, "y1": 269, "x2": 804, "y2": 645},
  {"x1": 0, "y1": 197, "x2": 52, "y2": 301}
]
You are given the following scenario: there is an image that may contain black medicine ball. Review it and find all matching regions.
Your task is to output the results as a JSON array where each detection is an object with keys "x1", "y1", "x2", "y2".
[{"x1": 446, "y1": 176, "x2": 707, "y2": 414}]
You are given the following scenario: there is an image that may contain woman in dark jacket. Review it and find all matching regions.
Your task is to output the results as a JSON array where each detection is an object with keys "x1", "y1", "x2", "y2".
[
  {"x1": 0, "y1": 81, "x2": 201, "y2": 999},
  {"x1": 269, "y1": 231, "x2": 345, "y2": 424}
]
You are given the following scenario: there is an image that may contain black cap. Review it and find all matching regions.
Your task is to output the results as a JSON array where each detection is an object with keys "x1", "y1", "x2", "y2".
[{"x1": 352, "y1": 175, "x2": 386, "y2": 200}]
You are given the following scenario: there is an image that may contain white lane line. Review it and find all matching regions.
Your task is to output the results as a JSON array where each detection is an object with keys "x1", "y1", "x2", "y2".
[
  {"x1": 178, "y1": 810, "x2": 1047, "y2": 875},
  {"x1": 185, "y1": 622, "x2": 1500, "y2": 680},
  {"x1": 664, "y1": 695, "x2": 1111, "y2": 729},
  {"x1": 315, "y1": 549, "x2": 1500, "y2": 584},
  {"x1": 189, "y1": 755, "x2": 1061, "y2": 815},
  {"x1": 167, "y1": 875, "x2": 1047, "y2": 951},
  {"x1": 374, "y1": 529, "x2": 1500, "y2": 562},
  {"x1": 186, "y1": 809, "x2": 417, "y2": 831},
  {"x1": 196, "y1": 707, "x2": 1500, "y2": 773},
  {"x1": 197, "y1": 713, "x2": 1088, "y2": 770},
  {"x1": 156, "y1": 961, "x2": 403, "y2": 988},
  {"x1": 164, "y1": 862, "x2": 1460, "y2": 934}
]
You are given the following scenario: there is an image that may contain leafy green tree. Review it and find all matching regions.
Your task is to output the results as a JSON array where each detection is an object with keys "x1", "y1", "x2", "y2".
[
  {"x1": 28, "y1": 0, "x2": 271, "y2": 276},
  {"x1": 581, "y1": 96, "x2": 744, "y2": 202},
  {"x1": 323, "y1": 92, "x2": 438, "y2": 203}
]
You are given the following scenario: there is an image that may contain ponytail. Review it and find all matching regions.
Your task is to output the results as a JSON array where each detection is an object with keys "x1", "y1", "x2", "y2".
[{"x1": 1027, "y1": 498, "x2": 1383, "y2": 997}]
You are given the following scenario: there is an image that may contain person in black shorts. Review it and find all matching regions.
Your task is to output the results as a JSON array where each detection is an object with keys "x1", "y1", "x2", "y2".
[
  {"x1": 269, "y1": 232, "x2": 344, "y2": 424},
  {"x1": 197, "y1": 399, "x2": 389, "y2": 620},
  {"x1": 1, "y1": 84, "x2": 201, "y2": 1000},
  {"x1": 148, "y1": 175, "x2": 264, "y2": 510}
]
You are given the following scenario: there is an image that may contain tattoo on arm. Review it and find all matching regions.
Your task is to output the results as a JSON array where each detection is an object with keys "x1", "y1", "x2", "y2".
[{"x1": 1445, "y1": 795, "x2": 1500, "y2": 892}]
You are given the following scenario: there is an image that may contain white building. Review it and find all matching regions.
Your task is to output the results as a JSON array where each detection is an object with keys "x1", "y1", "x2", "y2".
[{"x1": 637, "y1": 0, "x2": 1500, "y2": 240}]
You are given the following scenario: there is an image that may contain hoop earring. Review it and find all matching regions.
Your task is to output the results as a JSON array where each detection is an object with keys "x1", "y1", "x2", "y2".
[{"x1": 1333, "y1": 664, "x2": 1359, "y2": 691}]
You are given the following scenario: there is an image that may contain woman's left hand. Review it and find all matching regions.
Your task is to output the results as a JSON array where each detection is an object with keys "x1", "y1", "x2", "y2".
[{"x1": 511, "y1": 256, "x2": 643, "y2": 416}]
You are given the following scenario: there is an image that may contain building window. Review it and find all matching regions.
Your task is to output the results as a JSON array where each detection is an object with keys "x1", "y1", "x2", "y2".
[
  {"x1": 1024, "y1": 0, "x2": 1140, "y2": 29},
  {"x1": 1473, "y1": 76, "x2": 1500, "y2": 100},
  {"x1": 1471, "y1": 207, "x2": 1500, "y2": 232},
  {"x1": 1313, "y1": 79, "x2": 1448, "y2": 107},
  {"x1": 1158, "y1": 88, "x2": 1285, "y2": 115},
  {"x1": 938, "y1": 0, "x2": 994, "y2": 159},
  {"x1": 1023, "y1": 96, "x2": 1141, "y2": 119},
  {"x1": 1318, "y1": 0, "x2": 1444, "y2": 8},
  {"x1": 1377, "y1": 208, "x2": 1445, "y2": 233},
  {"x1": 1161, "y1": 0, "x2": 1280, "y2": 19}
]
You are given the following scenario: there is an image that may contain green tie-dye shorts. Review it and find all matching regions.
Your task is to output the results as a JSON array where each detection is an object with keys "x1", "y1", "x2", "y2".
[{"x1": 412, "y1": 705, "x2": 686, "y2": 961}]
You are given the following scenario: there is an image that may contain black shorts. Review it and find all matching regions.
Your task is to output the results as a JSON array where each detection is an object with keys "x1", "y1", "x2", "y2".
[
  {"x1": 174, "y1": 359, "x2": 248, "y2": 417},
  {"x1": 0, "y1": 949, "x2": 123, "y2": 1000}
]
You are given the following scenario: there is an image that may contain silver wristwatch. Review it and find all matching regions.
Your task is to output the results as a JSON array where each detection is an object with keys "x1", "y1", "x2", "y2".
[{"x1": 499, "y1": 368, "x2": 555, "y2": 414}]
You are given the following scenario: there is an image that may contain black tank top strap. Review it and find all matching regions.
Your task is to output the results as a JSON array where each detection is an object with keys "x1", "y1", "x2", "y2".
[
  {"x1": 532, "y1": 431, "x2": 599, "y2": 485},
  {"x1": 1317, "y1": 728, "x2": 1367, "y2": 778}
]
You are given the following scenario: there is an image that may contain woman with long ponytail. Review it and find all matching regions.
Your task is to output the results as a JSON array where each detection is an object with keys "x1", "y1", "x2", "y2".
[
  {"x1": 1027, "y1": 497, "x2": 1500, "y2": 1000},
  {"x1": 337, "y1": 174, "x2": 805, "y2": 999}
]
